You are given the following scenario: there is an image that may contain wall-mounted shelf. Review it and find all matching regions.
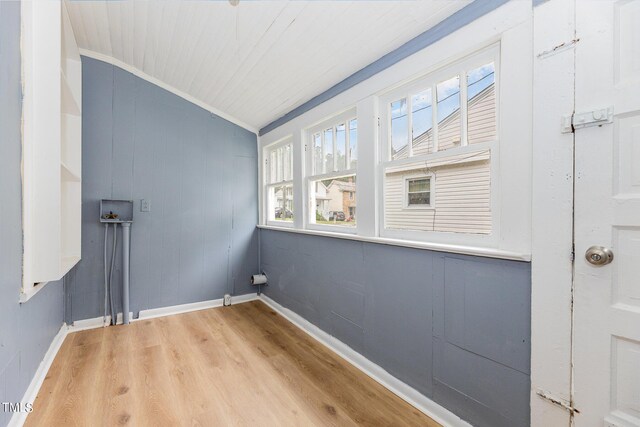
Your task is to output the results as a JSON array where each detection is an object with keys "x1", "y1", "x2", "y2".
[{"x1": 21, "y1": 0, "x2": 82, "y2": 301}]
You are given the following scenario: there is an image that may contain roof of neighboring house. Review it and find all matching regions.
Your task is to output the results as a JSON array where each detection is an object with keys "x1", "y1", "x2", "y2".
[{"x1": 327, "y1": 180, "x2": 356, "y2": 192}]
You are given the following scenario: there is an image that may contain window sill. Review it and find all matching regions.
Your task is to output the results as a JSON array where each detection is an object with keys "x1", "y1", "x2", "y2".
[
  {"x1": 257, "y1": 225, "x2": 531, "y2": 262},
  {"x1": 266, "y1": 220, "x2": 295, "y2": 228},
  {"x1": 307, "y1": 223, "x2": 357, "y2": 234}
]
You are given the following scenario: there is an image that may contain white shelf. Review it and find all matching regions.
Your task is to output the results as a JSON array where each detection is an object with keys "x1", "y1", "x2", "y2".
[{"x1": 21, "y1": 0, "x2": 82, "y2": 302}]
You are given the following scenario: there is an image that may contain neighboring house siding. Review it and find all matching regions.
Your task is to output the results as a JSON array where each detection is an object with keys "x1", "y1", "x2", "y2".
[
  {"x1": 412, "y1": 132, "x2": 434, "y2": 157},
  {"x1": 327, "y1": 186, "x2": 343, "y2": 212},
  {"x1": 314, "y1": 182, "x2": 330, "y2": 218},
  {"x1": 385, "y1": 158, "x2": 491, "y2": 234},
  {"x1": 385, "y1": 84, "x2": 494, "y2": 234},
  {"x1": 468, "y1": 84, "x2": 497, "y2": 145},
  {"x1": 342, "y1": 190, "x2": 356, "y2": 218}
]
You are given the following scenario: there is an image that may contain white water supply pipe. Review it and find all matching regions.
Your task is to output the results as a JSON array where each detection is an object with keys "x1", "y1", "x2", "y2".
[{"x1": 121, "y1": 223, "x2": 131, "y2": 325}]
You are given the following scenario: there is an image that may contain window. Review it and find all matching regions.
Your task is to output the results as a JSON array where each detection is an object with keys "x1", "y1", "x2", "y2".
[
  {"x1": 406, "y1": 177, "x2": 432, "y2": 207},
  {"x1": 386, "y1": 59, "x2": 496, "y2": 159},
  {"x1": 381, "y1": 48, "x2": 497, "y2": 236},
  {"x1": 265, "y1": 139, "x2": 294, "y2": 223},
  {"x1": 259, "y1": 31, "x2": 529, "y2": 256},
  {"x1": 308, "y1": 113, "x2": 357, "y2": 229}
]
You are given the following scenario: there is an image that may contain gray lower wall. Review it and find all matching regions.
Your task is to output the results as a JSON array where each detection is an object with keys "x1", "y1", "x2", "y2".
[
  {"x1": 0, "y1": 2, "x2": 65, "y2": 426},
  {"x1": 260, "y1": 228, "x2": 531, "y2": 427},
  {"x1": 65, "y1": 57, "x2": 258, "y2": 323}
]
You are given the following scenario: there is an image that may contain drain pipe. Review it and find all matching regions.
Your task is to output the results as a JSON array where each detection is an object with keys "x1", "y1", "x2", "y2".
[
  {"x1": 121, "y1": 223, "x2": 131, "y2": 325},
  {"x1": 109, "y1": 223, "x2": 118, "y2": 325},
  {"x1": 103, "y1": 224, "x2": 109, "y2": 326}
]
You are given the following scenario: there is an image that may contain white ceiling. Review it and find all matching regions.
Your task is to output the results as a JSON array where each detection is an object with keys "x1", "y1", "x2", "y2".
[{"x1": 67, "y1": 0, "x2": 471, "y2": 132}]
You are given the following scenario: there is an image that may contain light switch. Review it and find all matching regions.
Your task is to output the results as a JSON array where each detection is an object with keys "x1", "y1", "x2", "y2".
[{"x1": 141, "y1": 199, "x2": 151, "y2": 212}]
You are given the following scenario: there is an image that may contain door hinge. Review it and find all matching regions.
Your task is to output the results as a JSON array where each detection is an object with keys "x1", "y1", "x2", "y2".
[
  {"x1": 561, "y1": 107, "x2": 613, "y2": 133},
  {"x1": 536, "y1": 390, "x2": 580, "y2": 414}
]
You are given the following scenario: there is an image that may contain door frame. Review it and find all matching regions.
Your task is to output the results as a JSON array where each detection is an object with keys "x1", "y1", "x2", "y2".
[{"x1": 531, "y1": 0, "x2": 577, "y2": 425}]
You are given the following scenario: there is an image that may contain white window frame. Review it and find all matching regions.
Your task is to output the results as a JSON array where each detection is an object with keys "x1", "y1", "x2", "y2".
[
  {"x1": 404, "y1": 173, "x2": 435, "y2": 210},
  {"x1": 378, "y1": 44, "x2": 500, "y2": 246},
  {"x1": 305, "y1": 109, "x2": 358, "y2": 234},
  {"x1": 263, "y1": 137, "x2": 295, "y2": 228},
  {"x1": 258, "y1": 2, "x2": 532, "y2": 260},
  {"x1": 381, "y1": 45, "x2": 499, "y2": 161}
]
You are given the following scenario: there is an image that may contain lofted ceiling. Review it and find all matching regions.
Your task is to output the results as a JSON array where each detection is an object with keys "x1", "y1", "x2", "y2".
[{"x1": 67, "y1": 0, "x2": 472, "y2": 132}]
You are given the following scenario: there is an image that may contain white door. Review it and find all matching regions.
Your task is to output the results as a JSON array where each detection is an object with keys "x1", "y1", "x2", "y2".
[{"x1": 573, "y1": 1, "x2": 640, "y2": 426}]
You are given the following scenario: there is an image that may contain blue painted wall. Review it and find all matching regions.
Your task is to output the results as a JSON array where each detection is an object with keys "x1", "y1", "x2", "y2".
[
  {"x1": 65, "y1": 57, "x2": 258, "y2": 323},
  {"x1": 0, "y1": 2, "x2": 65, "y2": 425},
  {"x1": 260, "y1": 229, "x2": 531, "y2": 427}
]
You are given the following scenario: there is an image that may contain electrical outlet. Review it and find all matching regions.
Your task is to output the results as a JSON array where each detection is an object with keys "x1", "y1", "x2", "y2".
[
  {"x1": 140, "y1": 199, "x2": 151, "y2": 212},
  {"x1": 223, "y1": 294, "x2": 231, "y2": 306}
]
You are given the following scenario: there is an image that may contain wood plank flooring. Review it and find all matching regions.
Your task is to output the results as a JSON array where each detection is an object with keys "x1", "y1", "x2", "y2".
[{"x1": 25, "y1": 301, "x2": 439, "y2": 426}]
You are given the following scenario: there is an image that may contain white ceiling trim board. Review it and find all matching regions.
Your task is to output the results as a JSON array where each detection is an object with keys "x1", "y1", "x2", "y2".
[{"x1": 79, "y1": 48, "x2": 259, "y2": 134}]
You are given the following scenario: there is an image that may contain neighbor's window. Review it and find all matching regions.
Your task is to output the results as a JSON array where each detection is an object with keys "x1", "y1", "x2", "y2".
[
  {"x1": 382, "y1": 49, "x2": 496, "y2": 235},
  {"x1": 406, "y1": 177, "x2": 432, "y2": 207},
  {"x1": 265, "y1": 139, "x2": 294, "y2": 223},
  {"x1": 308, "y1": 114, "x2": 357, "y2": 229}
]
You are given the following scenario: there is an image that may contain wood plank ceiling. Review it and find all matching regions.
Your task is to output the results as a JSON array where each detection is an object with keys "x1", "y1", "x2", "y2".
[{"x1": 67, "y1": 0, "x2": 471, "y2": 132}]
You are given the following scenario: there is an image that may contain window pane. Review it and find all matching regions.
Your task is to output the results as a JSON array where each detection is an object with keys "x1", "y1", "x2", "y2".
[
  {"x1": 271, "y1": 184, "x2": 293, "y2": 222},
  {"x1": 467, "y1": 62, "x2": 496, "y2": 144},
  {"x1": 324, "y1": 128, "x2": 334, "y2": 173},
  {"x1": 313, "y1": 133, "x2": 322, "y2": 174},
  {"x1": 391, "y1": 98, "x2": 408, "y2": 160},
  {"x1": 411, "y1": 89, "x2": 433, "y2": 156},
  {"x1": 408, "y1": 192, "x2": 430, "y2": 206},
  {"x1": 289, "y1": 144, "x2": 293, "y2": 178},
  {"x1": 436, "y1": 75, "x2": 461, "y2": 151},
  {"x1": 269, "y1": 150, "x2": 277, "y2": 184},
  {"x1": 283, "y1": 144, "x2": 292, "y2": 181},
  {"x1": 336, "y1": 123, "x2": 346, "y2": 171},
  {"x1": 310, "y1": 175, "x2": 356, "y2": 228},
  {"x1": 408, "y1": 178, "x2": 430, "y2": 192},
  {"x1": 349, "y1": 119, "x2": 357, "y2": 169},
  {"x1": 276, "y1": 146, "x2": 283, "y2": 182}
]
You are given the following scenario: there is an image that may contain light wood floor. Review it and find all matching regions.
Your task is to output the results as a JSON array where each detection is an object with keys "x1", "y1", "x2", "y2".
[{"x1": 25, "y1": 301, "x2": 439, "y2": 426}]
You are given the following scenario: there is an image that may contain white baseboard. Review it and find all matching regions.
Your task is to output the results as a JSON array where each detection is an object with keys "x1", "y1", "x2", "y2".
[
  {"x1": 137, "y1": 299, "x2": 224, "y2": 321},
  {"x1": 258, "y1": 294, "x2": 471, "y2": 427},
  {"x1": 9, "y1": 324, "x2": 68, "y2": 427},
  {"x1": 230, "y1": 293, "x2": 260, "y2": 305},
  {"x1": 137, "y1": 293, "x2": 259, "y2": 321},
  {"x1": 69, "y1": 293, "x2": 260, "y2": 328},
  {"x1": 68, "y1": 311, "x2": 134, "y2": 332}
]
